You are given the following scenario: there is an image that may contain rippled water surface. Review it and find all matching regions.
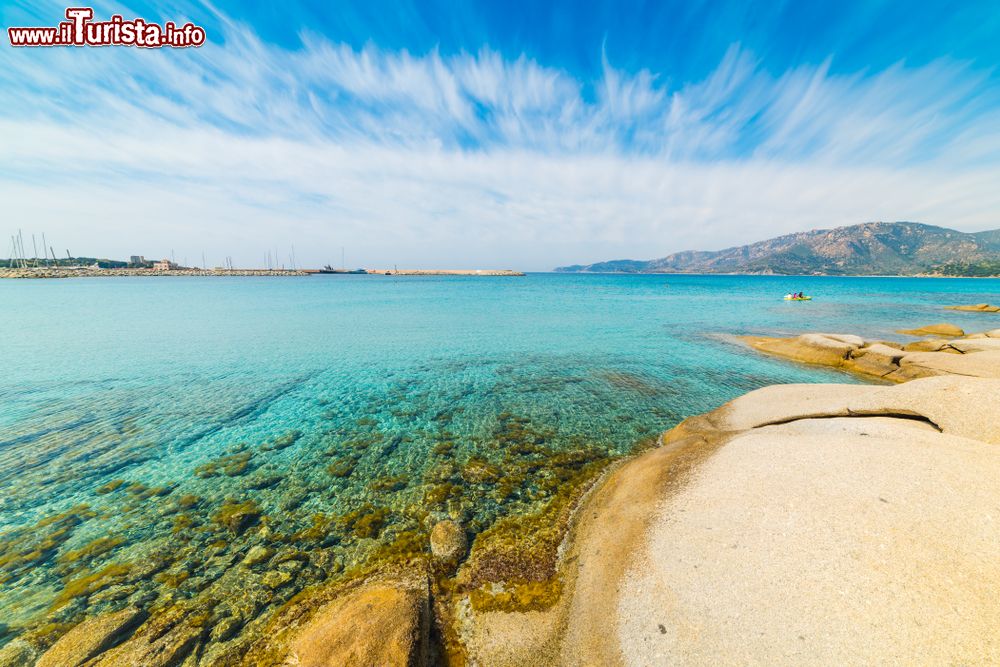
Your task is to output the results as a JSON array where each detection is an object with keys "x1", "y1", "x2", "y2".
[{"x1": 1, "y1": 273, "x2": 997, "y2": 652}]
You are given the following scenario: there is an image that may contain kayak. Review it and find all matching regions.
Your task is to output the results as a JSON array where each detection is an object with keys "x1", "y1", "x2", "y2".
[{"x1": 784, "y1": 295, "x2": 812, "y2": 301}]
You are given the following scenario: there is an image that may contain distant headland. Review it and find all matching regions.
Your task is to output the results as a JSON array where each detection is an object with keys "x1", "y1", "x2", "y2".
[{"x1": 555, "y1": 222, "x2": 1000, "y2": 276}]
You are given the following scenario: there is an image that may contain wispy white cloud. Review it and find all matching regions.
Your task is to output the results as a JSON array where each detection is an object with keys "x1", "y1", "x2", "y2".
[{"x1": 1, "y1": 2, "x2": 998, "y2": 268}]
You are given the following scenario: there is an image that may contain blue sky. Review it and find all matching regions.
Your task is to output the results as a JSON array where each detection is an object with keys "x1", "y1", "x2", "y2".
[{"x1": 2, "y1": 0, "x2": 999, "y2": 269}]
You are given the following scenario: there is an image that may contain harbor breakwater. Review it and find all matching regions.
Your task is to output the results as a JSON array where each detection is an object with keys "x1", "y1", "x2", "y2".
[
  {"x1": 362, "y1": 269, "x2": 525, "y2": 276},
  {"x1": 0, "y1": 268, "x2": 308, "y2": 279},
  {"x1": 1, "y1": 268, "x2": 525, "y2": 279}
]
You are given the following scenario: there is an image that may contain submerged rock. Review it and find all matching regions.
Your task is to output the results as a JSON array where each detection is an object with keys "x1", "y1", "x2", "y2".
[
  {"x1": 430, "y1": 520, "x2": 467, "y2": 563},
  {"x1": 212, "y1": 499, "x2": 261, "y2": 534},
  {"x1": 89, "y1": 584, "x2": 134, "y2": 605},
  {"x1": 209, "y1": 616, "x2": 241, "y2": 643},
  {"x1": 241, "y1": 545, "x2": 274, "y2": 568},
  {"x1": 461, "y1": 457, "x2": 500, "y2": 484},
  {"x1": 0, "y1": 639, "x2": 38, "y2": 667},
  {"x1": 945, "y1": 303, "x2": 1000, "y2": 312},
  {"x1": 91, "y1": 626, "x2": 202, "y2": 667},
  {"x1": 262, "y1": 570, "x2": 293, "y2": 589},
  {"x1": 36, "y1": 606, "x2": 147, "y2": 667},
  {"x1": 265, "y1": 429, "x2": 302, "y2": 450},
  {"x1": 897, "y1": 323, "x2": 965, "y2": 338}
]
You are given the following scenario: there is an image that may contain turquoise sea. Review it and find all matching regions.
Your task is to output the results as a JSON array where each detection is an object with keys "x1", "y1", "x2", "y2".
[{"x1": 1, "y1": 273, "x2": 998, "y2": 652}]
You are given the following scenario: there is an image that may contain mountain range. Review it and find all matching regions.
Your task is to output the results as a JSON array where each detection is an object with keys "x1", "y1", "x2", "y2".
[{"x1": 555, "y1": 222, "x2": 1000, "y2": 276}]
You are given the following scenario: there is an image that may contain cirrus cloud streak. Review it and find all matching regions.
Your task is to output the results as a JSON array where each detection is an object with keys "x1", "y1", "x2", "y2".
[{"x1": 1, "y1": 2, "x2": 998, "y2": 268}]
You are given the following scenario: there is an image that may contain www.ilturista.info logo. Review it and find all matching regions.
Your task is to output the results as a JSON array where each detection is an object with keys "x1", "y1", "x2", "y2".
[{"x1": 7, "y1": 7, "x2": 206, "y2": 48}]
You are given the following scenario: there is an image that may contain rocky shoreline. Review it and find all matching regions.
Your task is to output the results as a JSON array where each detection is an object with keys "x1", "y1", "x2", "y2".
[
  {"x1": 610, "y1": 322, "x2": 1000, "y2": 664},
  {"x1": 6, "y1": 321, "x2": 1000, "y2": 665},
  {"x1": 743, "y1": 323, "x2": 1000, "y2": 382},
  {"x1": 616, "y1": 374, "x2": 1000, "y2": 664}
]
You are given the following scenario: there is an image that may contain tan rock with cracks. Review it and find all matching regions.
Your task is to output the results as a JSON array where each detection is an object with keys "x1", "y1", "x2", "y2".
[
  {"x1": 745, "y1": 326, "x2": 1000, "y2": 383},
  {"x1": 619, "y1": 407, "x2": 1000, "y2": 665},
  {"x1": 285, "y1": 578, "x2": 430, "y2": 666}
]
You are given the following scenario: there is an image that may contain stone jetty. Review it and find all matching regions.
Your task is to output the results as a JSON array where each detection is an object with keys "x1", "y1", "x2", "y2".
[
  {"x1": 364, "y1": 269, "x2": 525, "y2": 276},
  {"x1": 0, "y1": 267, "x2": 307, "y2": 279}
]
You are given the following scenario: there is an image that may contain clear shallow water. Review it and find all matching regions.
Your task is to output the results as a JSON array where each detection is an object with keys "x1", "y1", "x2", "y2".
[{"x1": 1, "y1": 273, "x2": 998, "y2": 650}]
